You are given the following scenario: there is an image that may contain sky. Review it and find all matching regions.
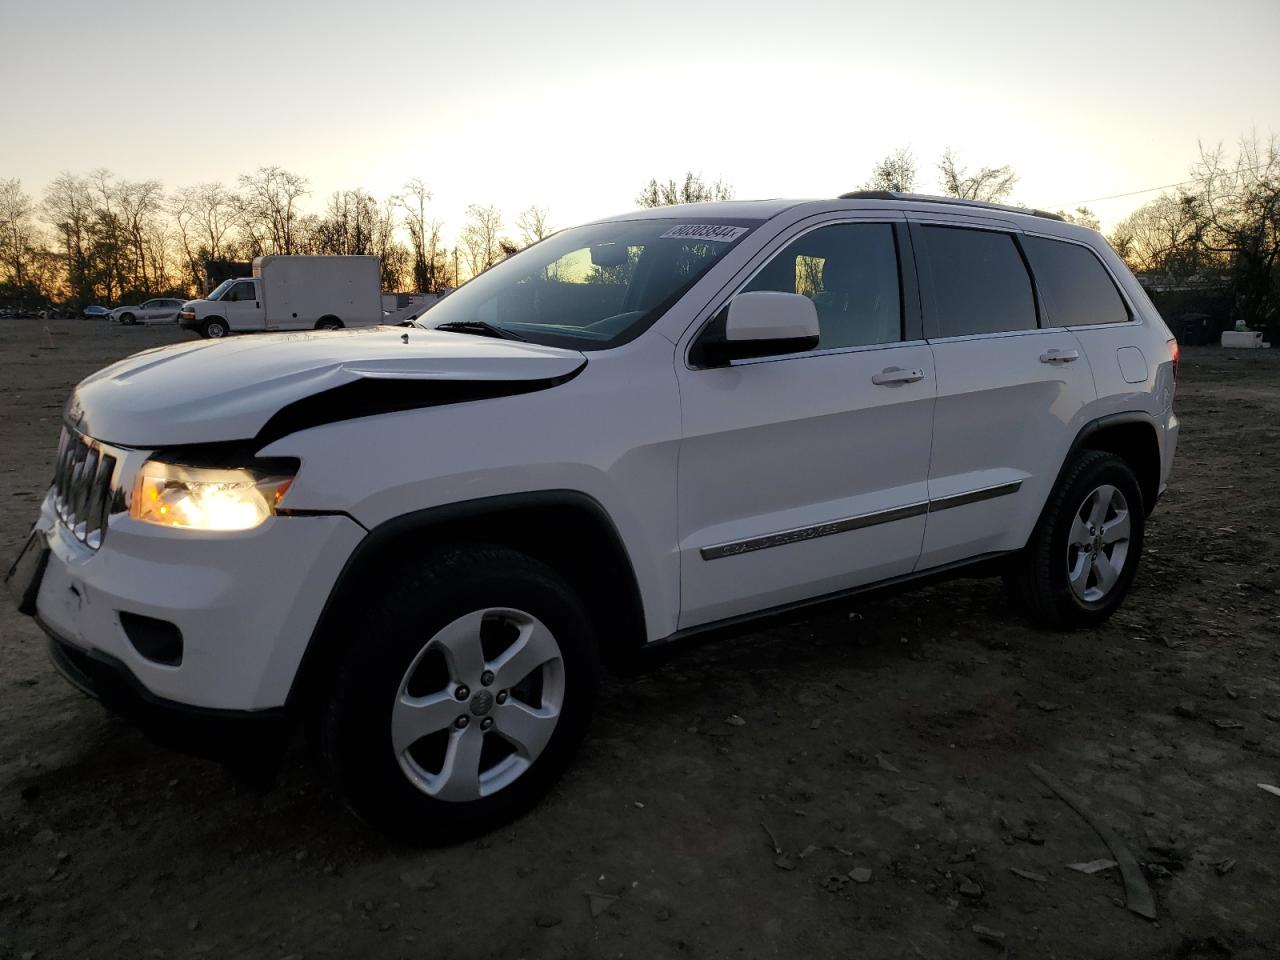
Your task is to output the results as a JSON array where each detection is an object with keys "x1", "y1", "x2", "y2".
[{"x1": 2, "y1": 0, "x2": 1278, "y2": 237}]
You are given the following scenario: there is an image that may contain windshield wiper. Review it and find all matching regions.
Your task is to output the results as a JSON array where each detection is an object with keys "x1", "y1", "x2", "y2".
[{"x1": 432, "y1": 320, "x2": 527, "y2": 342}]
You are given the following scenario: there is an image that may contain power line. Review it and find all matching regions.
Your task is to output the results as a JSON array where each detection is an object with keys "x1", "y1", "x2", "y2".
[{"x1": 1057, "y1": 162, "x2": 1270, "y2": 209}]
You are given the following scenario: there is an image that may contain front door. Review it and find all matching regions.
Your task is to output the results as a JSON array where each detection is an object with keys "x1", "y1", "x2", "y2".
[
  {"x1": 221, "y1": 280, "x2": 264, "y2": 331},
  {"x1": 908, "y1": 218, "x2": 1097, "y2": 569},
  {"x1": 675, "y1": 219, "x2": 936, "y2": 629}
]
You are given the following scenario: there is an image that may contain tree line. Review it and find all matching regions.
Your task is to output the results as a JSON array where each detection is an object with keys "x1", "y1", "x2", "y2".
[
  {"x1": 2, "y1": 136, "x2": 1276, "y2": 335},
  {"x1": 0, "y1": 167, "x2": 555, "y2": 308}
]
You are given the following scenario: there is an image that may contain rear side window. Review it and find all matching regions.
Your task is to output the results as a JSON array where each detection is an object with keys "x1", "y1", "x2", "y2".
[
  {"x1": 1022, "y1": 236, "x2": 1130, "y2": 326},
  {"x1": 921, "y1": 226, "x2": 1037, "y2": 337},
  {"x1": 743, "y1": 222, "x2": 902, "y2": 348}
]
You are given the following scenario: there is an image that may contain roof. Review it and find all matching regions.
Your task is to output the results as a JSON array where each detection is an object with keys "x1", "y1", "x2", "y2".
[
  {"x1": 591, "y1": 194, "x2": 1095, "y2": 239},
  {"x1": 837, "y1": 191, "x2": 1065, "y2": 221}
]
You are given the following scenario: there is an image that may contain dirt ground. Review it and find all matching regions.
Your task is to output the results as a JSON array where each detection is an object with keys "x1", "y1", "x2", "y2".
[{"x1": 1, "y1": 317, "x2": 1278, "y2": 960}]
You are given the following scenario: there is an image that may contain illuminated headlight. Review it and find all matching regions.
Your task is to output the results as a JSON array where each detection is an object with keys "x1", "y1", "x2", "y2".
[
  {"x1": 130, "y1": 462, "x2": 294, "y2": 531},
  {"x1": 179, "y1": 309, "x2": 195, "y2": 320}
]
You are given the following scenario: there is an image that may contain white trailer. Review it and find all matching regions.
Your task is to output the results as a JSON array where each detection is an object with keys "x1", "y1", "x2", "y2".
[{"x1": 179, "y1": 255, "x2": 383, "y2": 338}]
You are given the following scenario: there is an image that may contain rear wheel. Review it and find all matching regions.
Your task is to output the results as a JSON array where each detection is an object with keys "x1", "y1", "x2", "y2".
[
  {"x1": 1008, "y1": 450, "x2": 1144, "y2": 629},
  {"x1": 201, "y1": 318, "x2": 229, "y2": 339},
  {"x1": 316, "y1": 316, "x2": 343, "y2": 330},
  {"x1": 320, "y1": 544, "x2": 598, "y2": 843}
]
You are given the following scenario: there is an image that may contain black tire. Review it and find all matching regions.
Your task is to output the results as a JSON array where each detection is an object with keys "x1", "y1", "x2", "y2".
[
  {"x1": 320, "y1": 544, "x2": 599, "y2": 844},
  {"x1": 315, "y1": 316, "x2": 343, "y2": 330},
  {"x1": 1007, "y1": 450, "x2": 1145, "y2": 629},
  {"x1": 119, "y1": 312, "x2": 136, "y2": 325},
  {"x1": 201, "y1": 317, "x2": 229, "y2": 339}
]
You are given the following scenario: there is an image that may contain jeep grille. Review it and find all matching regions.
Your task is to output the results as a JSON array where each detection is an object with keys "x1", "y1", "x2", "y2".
[{"x1": 52, "y1": 426, "x2": 119, "y2": 550}]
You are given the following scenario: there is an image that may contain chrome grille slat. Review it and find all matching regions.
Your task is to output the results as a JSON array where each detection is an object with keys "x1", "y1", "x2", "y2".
[{"x1": 50, "y1": 425, "x2": 117, "y2": 550}]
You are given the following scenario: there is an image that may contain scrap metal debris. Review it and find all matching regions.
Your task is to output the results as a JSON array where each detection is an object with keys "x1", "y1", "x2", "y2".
[
  {"x1": 1067, "y1": 859, "x2": 1118, "y2": 874},
  {"x1": 1259, "y1": 783, "x2": 1280, "y2": 799},
  {"x1": 1010, "y1": 867, "x2": 1049, "y2": 882},
  {"x1": 972, "y1": 924, "x2": 1007, "y2": 947},
  {"x1": 1029, "y1": 762, "x2": 1157, "y2": 920},
  {"x1": 586, "y1": 892, "x2": 618, "y2": 918},
  {"x1": 876, "y1": 754, "x2": 901, "y2": 773}
]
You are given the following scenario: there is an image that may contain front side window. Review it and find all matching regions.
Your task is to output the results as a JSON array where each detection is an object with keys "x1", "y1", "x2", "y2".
[
  {"x1": 419, "y1": 218, "x2": 758, "y2": 349},
  {"x1": 921, "y1": 226, "x2": 1037, "y2": 337},
  {"x1": 226, "y1": 282, "x2": 256, "y2": 303},
  {"x1": 1022, "y1": 236, "x2": 1130, "y2": 326},
  {"x1": 743, "y1": 222, "x2": 902, "y2": 349}
]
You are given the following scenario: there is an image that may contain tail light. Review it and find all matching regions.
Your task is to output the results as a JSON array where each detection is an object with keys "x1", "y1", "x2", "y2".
[{"x1": 1167, "y1": 337, "x2": 1179, "y2": 399}]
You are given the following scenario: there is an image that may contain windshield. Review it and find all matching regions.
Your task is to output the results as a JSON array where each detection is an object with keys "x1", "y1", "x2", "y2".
[
  {"x1": 206, "y1": 280, "x2": 235, "y2": 301},
  {"x1": 418, "y1": 218, "x2": 759, "y2": 348}
]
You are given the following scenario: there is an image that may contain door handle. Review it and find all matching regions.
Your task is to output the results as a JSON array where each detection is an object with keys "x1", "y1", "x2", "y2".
[
  {"x1": 872, "y1": 366, "x2": 925, "y2": 386},
  {"x1": 1039, "y1": 348, "x2": 1080, "y2": 364}
]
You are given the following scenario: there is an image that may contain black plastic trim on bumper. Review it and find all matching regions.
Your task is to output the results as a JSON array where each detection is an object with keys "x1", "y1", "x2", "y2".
[{"x1": 41, "y1": 621, "x2": 292, "y2": 763}]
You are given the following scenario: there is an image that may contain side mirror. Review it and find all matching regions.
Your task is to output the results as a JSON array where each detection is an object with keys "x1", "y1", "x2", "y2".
[{"x1": 695, "y1": 291, "x2": 820, "y2": 367}]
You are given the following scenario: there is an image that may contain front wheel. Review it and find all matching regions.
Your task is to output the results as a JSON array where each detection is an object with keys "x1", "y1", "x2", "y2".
[
  {"x1": 320, "y1": 545, "x2": 598, "y2": 843},
  {"x1": 119, "y1": 312, "x2": 136, "y2": 325},
  {"x1": 1008, "y1": 450, "x2": 1145, "y2": 629},
  {"x1": 201, "y1": 318, "x2": 229, "y2": 339}
]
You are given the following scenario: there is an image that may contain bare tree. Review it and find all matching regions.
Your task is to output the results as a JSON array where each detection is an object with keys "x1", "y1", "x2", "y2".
[
  {"x1": 1186, "y1": 133, "x2": 1280, "y2": 332},
  {"x1": 1056, "y1": 206, "x2": 1101, "y2": 230},
  {"x1": 1108, "y1": 194, "x2": 1204, "y2": 275},
  {"x1": 87, "y1": 168, "x2": 127, "y2": 300},
  {"x1": 236, "y1": 166, "x2": 309, "y2": 255},
  {"x1": 373, "y1": 196, "x2": 410, "y2": 291},
  {"x1": 635, "y1": 172, "x2": 734, "y2": 207},
  {"x1": 938, "y1": 149, "x2": 1018, "y2": 203},
  {"x1": 460, "y1": 204, "x2": 505, "y2": 278},
  {"x1": 44, "y1": 171, "x2": 97, "y2": 304},
  {"x1": 0, "y1": 178, "x2": 36, "y2": 288},
  {"x1": 117, "y1": 178, "x2": 165, "y2": 292},
  {"x1": 863, "y1": 148, "x2": 916, "y2": 193},
  {"x1": 397, "y1": 178, "x2": 448, "y2": 293},
  {"x1": 515, "y1": 205, "x2": 552, "y2": 247},
  {"x1": 313, "y1": 189, "x2": 379, "y2": 256}
]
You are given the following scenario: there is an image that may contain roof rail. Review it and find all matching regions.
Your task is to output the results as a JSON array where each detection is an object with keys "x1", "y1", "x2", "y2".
[{"x1": 837, "y1": 191, "x2": 1066, "y2": 222}]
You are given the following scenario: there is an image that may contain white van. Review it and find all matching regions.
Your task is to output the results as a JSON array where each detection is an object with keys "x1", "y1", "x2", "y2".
[{"x1": 179, "y1": 255, "x2": 382, "y2": 338}]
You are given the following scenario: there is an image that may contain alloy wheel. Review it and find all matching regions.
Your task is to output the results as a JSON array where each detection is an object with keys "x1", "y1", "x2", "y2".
[
  {"x1": 1066, "y1": 483, "x2": 1131, "y2": 603},
  {"x1": 392, "y1": 607, "x2": 565, "y2": 801}
]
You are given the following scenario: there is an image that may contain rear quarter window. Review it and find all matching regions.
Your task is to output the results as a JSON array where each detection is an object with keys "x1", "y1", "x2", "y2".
[{"x1": 1022, "y1": 236, "x2": 1130, "y2": 326}]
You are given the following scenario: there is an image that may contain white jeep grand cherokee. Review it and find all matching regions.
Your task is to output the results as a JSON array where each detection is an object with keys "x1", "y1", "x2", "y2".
[{"x1": 7, "y1": 193, "x2": 1179, "y2": 841}]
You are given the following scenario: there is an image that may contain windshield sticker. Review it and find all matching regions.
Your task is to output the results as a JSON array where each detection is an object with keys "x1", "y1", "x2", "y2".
[{"x1": 659, "y1": 224, "x2": 749, "y2": 243}]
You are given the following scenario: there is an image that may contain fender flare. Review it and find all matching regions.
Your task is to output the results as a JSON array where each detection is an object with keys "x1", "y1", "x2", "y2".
[
  {"x1": 1052, "y1": 410, "x2": 1163, "y2": 515},
  {"x1": 285, "y1": 489, "x2": 647, "y2": 708}
]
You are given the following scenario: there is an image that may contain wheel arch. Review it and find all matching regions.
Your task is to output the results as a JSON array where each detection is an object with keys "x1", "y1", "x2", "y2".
[
  {"x1": 316, "y1": 315, "x2": 344, "y2": 329},
  {"x1": 1066, "y1": 412, "x2": 1162, "y2": 516},
  {"x1": 287, "y1": 490, "x2": 648, "y2": 710}
]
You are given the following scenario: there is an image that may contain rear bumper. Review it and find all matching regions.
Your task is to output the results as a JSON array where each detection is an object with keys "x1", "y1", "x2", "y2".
[{"x1": 44, "y1": 626, "x2": 292, "y2": 761}]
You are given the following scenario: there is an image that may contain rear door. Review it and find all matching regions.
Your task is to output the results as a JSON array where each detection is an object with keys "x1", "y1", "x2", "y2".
[
  {"x1": 909, "y1": 216, "x2": 1096, "y2": 568},
  {"x1": 675, "y1": 215, "x2": 936, "y2": 628}
]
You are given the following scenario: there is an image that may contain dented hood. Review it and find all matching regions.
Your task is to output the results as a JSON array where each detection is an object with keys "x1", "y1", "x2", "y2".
[{"x1": 69, "y1": 326, "x2": 586, "y2": 447}]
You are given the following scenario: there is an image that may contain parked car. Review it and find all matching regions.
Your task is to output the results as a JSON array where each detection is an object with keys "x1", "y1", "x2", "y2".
[
  {"x1": 111, "y1": 298, "x2": 187, "y2": 325},
  {"x1": 82, "y1": 305, "x2": 111, "y2": 320},
  {"x1": 179, "y1": 256, "x2": 382, "y2": 338},
  {"x1": 7, "y1": 193, "x2": 1179, "y2": 842}
]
